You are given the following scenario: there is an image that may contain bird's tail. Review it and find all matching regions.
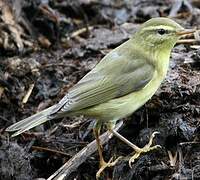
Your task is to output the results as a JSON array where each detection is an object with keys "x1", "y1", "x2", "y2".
[{"x1": 6, "y1": 105, "x2": 57, "y2": 137}]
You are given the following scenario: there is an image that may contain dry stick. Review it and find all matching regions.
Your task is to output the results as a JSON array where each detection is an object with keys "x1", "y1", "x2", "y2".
[
  {"x1": 48, "y1": 121, "x2": 123, "y2": 180},
  {"x1": 32, "y1": 145, "x2": 71, "y2": 157},
  {"x1": 177, "y1": 39, "x2": 198, "y2": 44},
  {"x1": 62, "y1": 120, "x2": 83, "y2": 128},
  {"x1": 70, "y1": 26, "x2": 93, "y2": 38},
  {"x1": 22, "y1": 83, "x2": 35, "y2": 104}
]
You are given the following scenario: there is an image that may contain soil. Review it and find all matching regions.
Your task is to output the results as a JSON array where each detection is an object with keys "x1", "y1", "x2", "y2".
[{"x1": 0, "y1": 0, "x2": 200, "y2": 179}]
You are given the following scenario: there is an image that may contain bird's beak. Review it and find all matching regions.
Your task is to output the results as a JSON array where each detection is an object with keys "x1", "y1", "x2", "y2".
[{"x1": 176, "y1": 29, "x2": 196, "y2": 36}]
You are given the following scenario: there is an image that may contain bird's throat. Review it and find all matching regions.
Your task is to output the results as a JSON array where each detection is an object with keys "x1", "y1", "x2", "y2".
[{"x1": 154, "y1": 48, "x2": 171, "y2": 79}]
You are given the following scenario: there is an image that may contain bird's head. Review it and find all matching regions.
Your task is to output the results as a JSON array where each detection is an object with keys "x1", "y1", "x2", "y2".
[{"x1": 135, "y1": 17, "x2": 195, "y2": 51}]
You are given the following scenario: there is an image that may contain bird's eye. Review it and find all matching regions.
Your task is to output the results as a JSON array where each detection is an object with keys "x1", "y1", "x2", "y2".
[{"x1": 157, "y1": 29, "x2": 166, "y2": 35}]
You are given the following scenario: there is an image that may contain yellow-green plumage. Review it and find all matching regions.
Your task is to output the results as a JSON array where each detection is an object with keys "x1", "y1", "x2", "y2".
[
  {"x1": 6, "y1": 17, "x2": 195, "y2": 177},
  {"x1": 6, "y1": 17, "x2": 186, "y2": 135}
]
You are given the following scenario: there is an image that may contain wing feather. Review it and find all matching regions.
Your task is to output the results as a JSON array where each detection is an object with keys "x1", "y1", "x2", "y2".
[{"x1": 50, "y1": 49, "x2": 155, "y2": 115}]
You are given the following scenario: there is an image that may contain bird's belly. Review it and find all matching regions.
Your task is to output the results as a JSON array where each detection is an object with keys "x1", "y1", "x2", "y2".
[{"x1": 76, "y1": 73, "x2": 164, "y2": 121}]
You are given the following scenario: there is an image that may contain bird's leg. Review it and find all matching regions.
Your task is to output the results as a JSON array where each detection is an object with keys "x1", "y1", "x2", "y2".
[
  {"x1": 93, "y1": 127, "x2": 121, "y2": 178},
  {"x1": 109, "y1": 128, "x2": 161, "y2": 168}
]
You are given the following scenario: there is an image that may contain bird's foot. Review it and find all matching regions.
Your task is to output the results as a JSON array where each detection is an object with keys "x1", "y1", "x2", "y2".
[
  {"x1": 96, "y1": 156, "x2": 122, "y2": 179},
  {"x1": 129, "y1": 131, "x2": 161, "y2": 168}
]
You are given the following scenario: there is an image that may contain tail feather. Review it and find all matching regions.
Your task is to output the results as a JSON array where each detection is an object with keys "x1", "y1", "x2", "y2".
[{"x1": 6, "y1": 105, "x2": 57, "y2": 137}]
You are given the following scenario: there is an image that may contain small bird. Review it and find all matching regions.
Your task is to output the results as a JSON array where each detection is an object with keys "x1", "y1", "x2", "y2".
[{"x1": 6, "y1": 17, "x2": 194, "y2": 178}]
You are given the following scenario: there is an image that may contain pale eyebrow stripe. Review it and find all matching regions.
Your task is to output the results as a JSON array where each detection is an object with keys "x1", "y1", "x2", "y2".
[{"x1": 143, "y1": 25, "x2": 175, "y2": 31}]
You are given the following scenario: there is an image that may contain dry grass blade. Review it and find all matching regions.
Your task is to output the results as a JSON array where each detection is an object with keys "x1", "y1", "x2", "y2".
[{"x1": 168, "y1": 150, "x2": 177, "y2": 167}]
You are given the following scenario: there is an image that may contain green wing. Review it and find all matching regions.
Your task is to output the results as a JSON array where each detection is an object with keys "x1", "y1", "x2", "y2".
[{"x1": 50, "y1": 49, "x2": 155, "y2": 115}]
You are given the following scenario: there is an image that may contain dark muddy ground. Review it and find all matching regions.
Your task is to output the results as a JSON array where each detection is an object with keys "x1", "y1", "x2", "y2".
[{"x1": 0, "y1": 0, "x2": 200, "y2": 179}]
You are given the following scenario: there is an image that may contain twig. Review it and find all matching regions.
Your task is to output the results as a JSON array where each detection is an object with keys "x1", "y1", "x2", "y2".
[
  {"x1": 179, "y1": 141, "x2": 200, "y2": 146},
  {"x1": 47, "y1": 121, "x2": 123, "y2": 180},
  {"x1": 22, "y1": 83, "x2": 35, "y2": 104},
  {"x1": 177, "y1": 39, "x2": 199, "y2": 44},
  {"x1": 70, "y1": 26, "x2": 93, "y2": 38},
  {"x1": 32, "y1": 146, "x2": 71, "y2": 157},
  {"x1": 62, "y1": 120, "x2": 82, "y2": 128}
]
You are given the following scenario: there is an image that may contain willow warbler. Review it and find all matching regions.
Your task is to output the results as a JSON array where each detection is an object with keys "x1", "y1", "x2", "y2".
[{"x1": 6, "y1": 17, "x2": 195, "y2": 178}]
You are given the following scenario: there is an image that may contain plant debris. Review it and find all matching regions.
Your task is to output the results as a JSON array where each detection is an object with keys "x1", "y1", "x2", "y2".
[{"x1": 0, "y1": 0, "x2": 200, "y2": 179}]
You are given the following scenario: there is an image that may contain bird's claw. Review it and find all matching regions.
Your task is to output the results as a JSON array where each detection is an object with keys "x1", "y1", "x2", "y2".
[
  {"x1": 96, "y1": 156, "x2": 122, "y2": 179},
  {"x1": 129, "y1": 131, "x2": 161, "y2": 168}
]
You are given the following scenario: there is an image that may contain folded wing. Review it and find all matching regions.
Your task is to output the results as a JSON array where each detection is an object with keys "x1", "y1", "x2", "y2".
[{"x1": 50, "y1": 52, "x2": 155, "y2": 115}]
